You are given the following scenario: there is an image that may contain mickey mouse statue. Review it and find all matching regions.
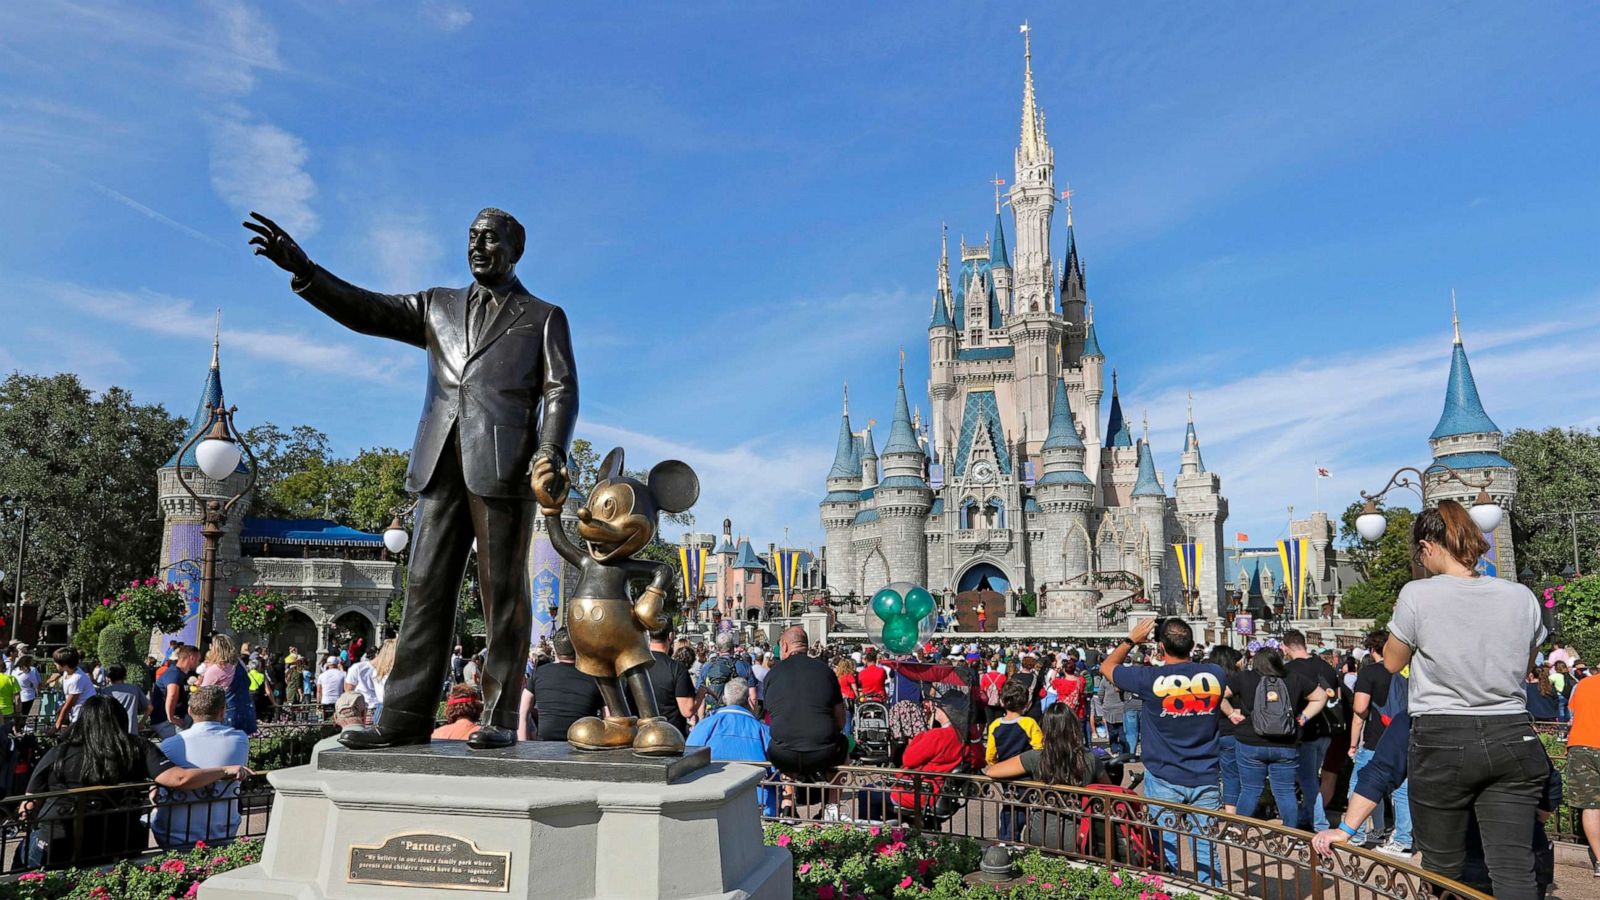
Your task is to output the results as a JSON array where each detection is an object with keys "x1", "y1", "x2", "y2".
[{"x1": 533, "y1": 447, "x2": 698, "y2": 756}]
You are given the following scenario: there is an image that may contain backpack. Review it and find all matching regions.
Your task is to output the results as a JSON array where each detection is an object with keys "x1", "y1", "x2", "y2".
[
  {"x1": 1251, "y1": 674, "x2": 1297, "y2": 738},
  {"x1": 700, "y1": 656, "x2": 739, "y2": 711},
  {"x1": 982, "y1": 674, "x2": 1002, "y2": 708}
]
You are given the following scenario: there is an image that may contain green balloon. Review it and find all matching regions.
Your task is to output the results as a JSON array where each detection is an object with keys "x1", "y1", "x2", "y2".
[
  {"x1": 904, "y1": 586, "x2": 936, "y2": 620},
  {"x1": 881, "y1": 614, "x2": 920, "y2": 654},
  {"x1": 870, "y1": 588, "x2": 903, "y2": 619}
]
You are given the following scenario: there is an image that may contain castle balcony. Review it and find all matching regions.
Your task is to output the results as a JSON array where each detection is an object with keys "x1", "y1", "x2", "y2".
[
  {"x1": 235, "y1": 557, "x2": 400, "y2": 600},
  {"x1": 954, "y1": 528, "x2": 1013, "y2": 553}
]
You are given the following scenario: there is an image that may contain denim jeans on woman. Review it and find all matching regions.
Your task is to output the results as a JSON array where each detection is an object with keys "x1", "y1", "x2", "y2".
[
  {"x1": 1409, "y1": 713, "x2": 1547, "y2": 900},
  {"x1": 1141, "y1": 771, "x2": 1220, "y2": 886},
  {"x1": 1296, "y1": 736, "x2": 1330, "y2": 831},
  {"x1": 1217, "y1": 735, "x2": 1241, "y2": 809},
  {"x1": 1234, "y1": 741, "x2": 1300, "y2": 825},
  {"x1": 1123, "y1": 710, "x2": 1140, "y2": 757}
]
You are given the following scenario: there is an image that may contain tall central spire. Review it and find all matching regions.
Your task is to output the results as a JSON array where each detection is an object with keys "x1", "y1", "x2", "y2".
[{"x1": 1018, "y1": 22, "x2": 1048, "y2": 166}]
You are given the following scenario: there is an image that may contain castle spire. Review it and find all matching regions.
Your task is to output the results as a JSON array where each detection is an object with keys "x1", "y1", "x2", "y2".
[
  {"x1": 991, "y1": 177, "x2": 1010, "y2": 268},
  {"x1": 1104, "y1": 369, "x2": 1132, "y2": 448},
  {"x1": 931, "y1": 227, "x2": 954, "y2": 329},
  {"x1": 1451, "y1": 288, "x2": 1461, "y2": 345},
  {"x1": 884, "y1": 354, "x2": 923, "y2": 457},
  {"x1": 165, "y1": 328, "x2": 239, "y2": 471},
  {"x1": 1018, "y1": 21, "x2": 1047, "y2": 165},
  {"x1": 1183, "y1": 393, "x2": 1207, "y2": 474},
  {"x1": 1430, "y1": 298, "x2": 1501, "y2": 440},
  {"x1": 1132, "y1": 436, "x2": 1164, "y2": 498},
  {"x1": 211, "y1": 308, "x2": 221, "y2": 370},
  {"x1": 1082, "y1": 300, "x2": 1103, "y2": 358},
  {"x1": 1042, "y1": 375, "x2": 1084, "y2": 451},
  {"x1": 827, "y1": 384, "x2": 858, "y2": 480}
]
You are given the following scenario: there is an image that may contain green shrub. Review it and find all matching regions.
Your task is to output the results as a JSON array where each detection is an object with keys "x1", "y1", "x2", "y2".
[
  {"x1": 0, "y1": 838, "x2": 260, "y2": 899},
  {"x1": 72, "y1": 607, "x2": 119, "y2": 659},
  {"x1": 96, "y1": 621, "x2": 147, "y2": 689}
]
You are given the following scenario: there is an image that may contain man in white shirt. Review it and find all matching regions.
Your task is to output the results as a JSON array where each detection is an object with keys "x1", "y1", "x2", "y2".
[
  {"x1": 344, "y1": 647, "x2": 380, "y2": 709},
  {"x1": 51, "y1": 647, "x2": 96, "y2": 731},
  {"x1": 318, "y1": 659, "x2": 346, "y2": 717},
  {"x1": 153, "y1": 685, "x2": 250, "y2": 848}
]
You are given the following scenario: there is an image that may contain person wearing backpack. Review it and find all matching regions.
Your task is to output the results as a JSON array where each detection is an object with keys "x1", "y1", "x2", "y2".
[
  {"x1": 978, "y1": 660, "x2": 1007, "y2": 729},
  {"x1": 695, "y1": 633, "x2": 754, "y2": 718},
  {"x1": 1221, "y1": 647, "x2": 1327, "y2": 827}
]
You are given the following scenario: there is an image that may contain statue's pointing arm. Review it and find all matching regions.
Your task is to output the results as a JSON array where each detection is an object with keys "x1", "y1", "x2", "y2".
[
  {"x1": 243, "y1": 210, "x2": 426, "y2": 349},
  {"x1": 537, "y1": 305, "x2": 579, "y2": 464}
]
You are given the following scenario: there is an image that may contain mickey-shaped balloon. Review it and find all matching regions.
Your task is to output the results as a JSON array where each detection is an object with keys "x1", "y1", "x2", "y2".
[
  {"x1": 867, "y1": 582, "x2": 937, "y2": 654},
  {"x1": 535, "y1": 446, "x2": 699, "y2": 756}
]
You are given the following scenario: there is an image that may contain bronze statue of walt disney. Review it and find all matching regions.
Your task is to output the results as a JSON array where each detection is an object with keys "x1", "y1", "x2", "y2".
[{"x1": 534, "y1": 447, "x2": 698, "y2": 756}]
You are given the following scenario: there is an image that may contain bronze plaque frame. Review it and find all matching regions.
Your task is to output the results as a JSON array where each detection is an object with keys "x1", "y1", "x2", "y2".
[{"x1": 347, "y1": 831, "x2": 511, "y2": 892}]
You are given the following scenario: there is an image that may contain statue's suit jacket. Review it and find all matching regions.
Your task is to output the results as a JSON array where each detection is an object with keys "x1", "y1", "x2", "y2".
[{"x1": 291, "y1": 266, "x2": 578, "y2": 497}]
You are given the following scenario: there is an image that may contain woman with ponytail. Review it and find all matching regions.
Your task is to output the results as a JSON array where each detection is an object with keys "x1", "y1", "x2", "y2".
[{"x1": 1384, "y1": 499, "x2": 1548, "y2": 899}]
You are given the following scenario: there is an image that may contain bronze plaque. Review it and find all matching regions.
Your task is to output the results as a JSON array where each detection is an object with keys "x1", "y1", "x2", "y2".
[{"x1": 347, "y1": 832, "x2": 510, "y2": 892}]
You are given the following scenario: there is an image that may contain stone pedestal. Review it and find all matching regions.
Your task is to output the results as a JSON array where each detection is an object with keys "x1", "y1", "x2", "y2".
[
  {"x1": 201, "y1": 743, "x2": 791, "y2": 900},
  {"x1": 800, "y1": 611, "x2": 829, "y2": 647}
]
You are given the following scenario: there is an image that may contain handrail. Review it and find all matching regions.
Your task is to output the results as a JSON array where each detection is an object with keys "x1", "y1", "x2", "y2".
[{"x1": 762, "y1": 765, "x2": 1493, "y2": 900}]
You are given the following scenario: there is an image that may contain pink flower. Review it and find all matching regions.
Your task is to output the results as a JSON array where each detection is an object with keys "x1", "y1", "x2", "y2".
[
  {"x1": 916, "y1": 859, "x2": 933, "y2": 876},
  {"x1": 160, "y1": 858, "x2": 188, "y2": 874},
  {"x1": 131, "y1": 579, "x2": 142, "y2": 588},
  {"x1": 1042, "y1": 884, "x2": 1053, "y2": 891},
  {"x1": 102, "y1": 598, "x2": 111, "y2": 606},
  {"x1": 18, "y1": 872, "x2": 44, "y2": 882},
  {"x1": 868, "y1": 825, "x2": 881, "y2": 836},
  {"x1": 186, "y1": 881, "x2": 201, "y2": 899},
  {"x1": 776, "y1": 834, "x2": 792, "y2": 847},
  {"x1": 890, "y1": 828, "x2": 906, "y2": 843},
  {"x1": 1142, "y1": 874, "x2": 1163, "y2": 887},
  {"x1": 798, "y1": 863, "x2": 811, "y2": 875},
  {"x1": 194, "y1": 840, "x2": 207, "y2": 849},
  {"x1": 1111, "y1": 874, "x2": 1123, "y2": 886},
  {"x1": 266, "y1": 603, "x2": 274, "y2": 610},
  {"x1": 1546, "y1": 599, "x2": 1557, "y2": 608},
  {"x1": 899, "y1": 876, "x2": 914, "y2": 888},
  {"x1": 817, "y1": 887, "x2": 836, "y2": 900}
]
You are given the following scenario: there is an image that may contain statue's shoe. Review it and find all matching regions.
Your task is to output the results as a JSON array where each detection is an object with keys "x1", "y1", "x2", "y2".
[
  {"x1": 568, "y1": 715, "x2": 638, "y2": 750},
  {"x1": 632, "y1": 716, "x2": 685, "y2": 757},
  {"x1": 465, "y1": 725, "x2": 517, "y2": 750},
  {"x1": 337, "y1": 726, "x2": 431, "y2": 750}
]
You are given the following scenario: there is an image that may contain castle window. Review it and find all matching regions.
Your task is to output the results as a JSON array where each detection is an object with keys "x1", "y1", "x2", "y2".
[{"x1": 1034, "y1": 357, "x2": 1041, "y2": 374}]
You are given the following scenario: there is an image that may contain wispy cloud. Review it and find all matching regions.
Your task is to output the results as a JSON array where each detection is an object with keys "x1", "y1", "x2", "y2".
[
  {"x1": 42, "y1": 160, "x2": 225, "y2": 248},
  {"x1": 42, "y1": 281, "x2": 408, "y2": 383},
  {"x1": 208, "y1": 107, "x2": 318, "y2": 236},
  {"x1": 195, "y1": 0, "x2": 283, "y2": 95},
  {"x1": 419, "y1": 1, "x2": 472, "y2": 33},
  {"x1": 367, "y1": 214, "x2": 447, "y2": 293}
]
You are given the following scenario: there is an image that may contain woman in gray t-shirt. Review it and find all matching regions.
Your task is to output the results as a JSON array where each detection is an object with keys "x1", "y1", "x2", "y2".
[{"x1": 1384, "y1": 499, "x2": 1547, "y2": 899}]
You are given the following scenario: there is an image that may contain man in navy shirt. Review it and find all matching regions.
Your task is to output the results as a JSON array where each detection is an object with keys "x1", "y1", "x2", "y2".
[{"x1": 1101, "y1": 618, "x2": 1225, "y2": 886}]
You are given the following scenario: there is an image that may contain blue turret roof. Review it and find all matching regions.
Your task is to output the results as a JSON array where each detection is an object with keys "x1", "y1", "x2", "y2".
[
  {"x1": 1081, "y1": 313, "x2": 1103, "y2": 359},
  {"x1": 1041, "y1": 377, "x2": 1084, "y2": 451},
  {"x1": 930, "y1": 290, "x2": 952, "y2": 329},
  {"x1": 1184, "y1": 420, "x2": 1206, "y2": 473},
  {"x1": 165, "y1": 346, "x2": 249, "y2": 473},
  {"x1": 827, "y1": 403, "x2": 858, "y2": 480},
  {"x1": 1104, "y1": 377, "x2": 1132, "y2": 448},
  {"x1": 1430, "y1": 340, "x2": 1501, "y2": 440},
  {"x1": 860, "y1": 427, "x2": 877, "y2": 459},
  {"x1": 1132, "y1": 439, "x2": 1164, "y2": 498},
  {"x1": 883, "y1": 370, "x2": 924, "y2": 457},
  {"x1": 732, "y1": 540, "x2": 766, "y2": 571},
  {"x1": 991, "y1": 213, "x2": 1010, "y2": 269}
]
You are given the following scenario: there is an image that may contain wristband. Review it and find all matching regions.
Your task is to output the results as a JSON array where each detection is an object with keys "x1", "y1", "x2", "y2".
[
  {"x1": 1338, "y1": 821, "x2": 1358, "y2": 838},
  {"x1": 1120, "y1": 638, "x2": 1136, "y2": 648}
]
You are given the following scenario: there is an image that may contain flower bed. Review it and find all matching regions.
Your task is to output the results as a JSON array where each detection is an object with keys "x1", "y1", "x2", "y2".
[
  {"x1": 0, "y1": 839, "x2": 259, "y2": 900},
  {"x1": 766, "y1": 823, "x2": 1200, "y2": 899}
]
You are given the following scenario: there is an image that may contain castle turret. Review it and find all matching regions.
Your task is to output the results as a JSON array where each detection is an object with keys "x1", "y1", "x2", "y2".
[
  {"x1": 878, "y1": 363, "x2": 933, "y2": 586},
  {"x1": 1035, "y1": 377, "x2": 1094, "y2": 604},
  {"x1": 1010, "y1": 22, "x2": 1056, "y2": 317},
  {"x1": 1425, "y1": 297, "x2": 1518, "y2": 579},
  {"x1": 990, "y1": 188, "x2": 1013, "y2": 314},
  {"x1": 1131, "y1": 431, "x2": 1167, "y2": 603},
  {"x1": 859, "y1": 421, "x2": 879, "y2": 491},
  {"x1": 1174, "y1": 398, "x2": 1228, "y2": 618},
  {"x1": 820, "y1": 386, "x2": 861, "y2": 598},
  {"x1": 928, "y1": 227, "x2": 958, "y2": 463},
  {"x1": 159, "y1": 329, "x2": 252, "y2": 644}
]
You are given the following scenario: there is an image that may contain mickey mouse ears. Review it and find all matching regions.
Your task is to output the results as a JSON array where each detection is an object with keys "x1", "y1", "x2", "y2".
[{"x1": 648, "y1": 459, "x2": 699, "y2": 514}]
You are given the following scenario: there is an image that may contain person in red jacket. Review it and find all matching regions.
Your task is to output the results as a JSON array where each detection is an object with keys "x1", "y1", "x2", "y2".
[
  {"x1": 891, "y1": 693, "x2": 971, "y2": 810},
  {"x1": 857, "y1": 648, "x2": 889, "y2": 702}
]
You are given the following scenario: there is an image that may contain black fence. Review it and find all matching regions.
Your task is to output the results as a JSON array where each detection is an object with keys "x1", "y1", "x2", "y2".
[{"x1": 763, "y1": 766, "x2": 1493, "y2": 900}]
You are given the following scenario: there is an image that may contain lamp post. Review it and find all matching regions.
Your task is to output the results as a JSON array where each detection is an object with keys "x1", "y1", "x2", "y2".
[
  {"x1": 172, "y1": 400, "x2": 257, "y2": 645},
  {"x1": 3, "y1": 500, "x2": 24, "y2": 640},
  {"x1": 1354, "y1": 465, "x2": 1502, "y2": 544}
]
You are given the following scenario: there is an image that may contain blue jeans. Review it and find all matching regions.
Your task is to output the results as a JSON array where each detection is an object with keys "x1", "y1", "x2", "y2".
[
  {"x1": 1349, "y1": 747, "x2": 1383, "y2": 841},
  {"x1": 1236, "y1": 741, "x2": 1300, "y2": 825},
  {"x1": 1391, "y1": 776, "x2": 1413, "y2": 849},
  {"x1": 1297, "y1": 737, "x2": 1330, "y2": 831},
  {"x1": 1141, "y1": 770, "x2": 1220, "y2": 886},
  {"x1": 1124, "y1": 711, "x2": 1140, "y2": 756},
  {"x1": 1218, "y1": 735, "x2": 1241, "y2": 808}
]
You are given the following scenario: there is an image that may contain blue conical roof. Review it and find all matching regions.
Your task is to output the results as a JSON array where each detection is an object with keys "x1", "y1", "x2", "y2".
[
  {"x1": 165, "y1": 348, "x2": 248, "y2": 472},
  {"x1": 930, "y1": 289, "x2": 952, "y2": 329},
  {"x1": 991, "y1": 212, "x2": 1010, "y2": 269},
  {"x1": 1041, "y1": 378, "x2": 1084, "y2": 451},
  {"x1": 1184, "y1": 420, "x2": 1206, "y2": 473},
  {"x1": 1132, "y1": 439, "x2": 1164, "y2": 498},
  {"x1": 732, "y1": 540, "x2": 766, "y2": 571},
  {"x1": 1104, "y1": 378, "x2": 1132, "y2": 448},
  {"x1": 1430, "y1": 340, "x2": 1501, "y2": 440},
  {"x1": 860, "y1": 426, "x2": 877, "y2": 459},
  {"x1": 988, "y1": 279, "x2": 1003, "y2": 328},
  {"x1": 827, "y1": 404, "x2": 857, "y2": 480},
  {"x1": 883, "y1": 371, "x2": 923, "y2": 456},
  {"x1": 1082, "y1": 318, "x2": 1103, "y2": 358}
]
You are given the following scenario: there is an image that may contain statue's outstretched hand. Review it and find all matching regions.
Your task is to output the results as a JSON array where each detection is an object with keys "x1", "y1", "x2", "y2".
[
  {"x1": 532, "y1": 454, "x2": 569, "y2": 516},
  {"x1": 634, "y1": 585, "x2": 669, "y2": 633},
  {"x1": 243, "y1": 211, "x2": 312, "y2": 279}
]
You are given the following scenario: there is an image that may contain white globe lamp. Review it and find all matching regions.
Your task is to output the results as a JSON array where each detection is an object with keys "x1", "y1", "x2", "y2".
[
  {"x1": 1355, "y1": 501, "x2": 1388, "y2": 542},
  {"x1": 383, "y1": 516, "x2": 410, "y2": 554},
  {"x1": 1468, "y1": 489, "x2": 1503, "y2": 534}
]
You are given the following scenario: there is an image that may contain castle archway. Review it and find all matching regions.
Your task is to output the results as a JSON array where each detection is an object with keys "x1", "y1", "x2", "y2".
[{"x1": 956, "y1": 561, "x2": 1010, "y2": 594}]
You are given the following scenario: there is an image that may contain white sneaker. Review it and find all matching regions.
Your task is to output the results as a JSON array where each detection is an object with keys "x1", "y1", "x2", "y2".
[
  {"x1": 823, "y1": 804, "x2": 840, "y2": 822},
  {"x1": 1375, "y1": 841, "x2": 1412, "y2": 857}
]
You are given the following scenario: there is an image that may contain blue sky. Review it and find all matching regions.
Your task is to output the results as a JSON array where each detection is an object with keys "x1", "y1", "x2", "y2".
[{"x1": 3, "y1": 2, "x2": 1598, "y2": 550}]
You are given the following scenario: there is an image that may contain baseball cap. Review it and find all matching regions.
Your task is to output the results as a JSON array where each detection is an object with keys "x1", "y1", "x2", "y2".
[{"x1": 334, "y1": 691, "x2": 367, "y2": 717}]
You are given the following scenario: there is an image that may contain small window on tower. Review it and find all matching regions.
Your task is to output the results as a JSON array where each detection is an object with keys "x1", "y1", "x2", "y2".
[{"x1": 1034, "y1": 358, "x2": 1042, "y2": 374}]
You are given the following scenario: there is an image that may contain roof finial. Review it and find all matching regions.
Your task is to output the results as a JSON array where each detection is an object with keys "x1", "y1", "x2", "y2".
[
  {"x1": 1142, "y1": 410, "x2": 1150, "y2": 443},
  {"x1": 211, "y1": 308, "x2": 222, "y2": 370},
  {"x1": 1062, "y1": 184, "x2": 1074, "y2": 227},
  {"x1": 898, "y1": 347, "x2": 906, "y2": 378},
  {"x1": 1111, "y1": 368, "x2": 1119, "y2": 393},
  {"x1": 1018, "y1": 21, "x2": 1044, "y2": 163},
  {"x1": 1451, "y1": 288, "x2": 1461, "y2": 344},
  {"x1": 1187, "y1": 391, "x2": 1194, "y2": 423},
  {"x1": 992, "y1": 174, "x2": 1006, "y2": 214},
  {"x1": 1086, "y1": 300, "x2": 1094, "y2": 324},
  {"x1": 842, "y1": 381, "x2": 849, "y2": 416}
]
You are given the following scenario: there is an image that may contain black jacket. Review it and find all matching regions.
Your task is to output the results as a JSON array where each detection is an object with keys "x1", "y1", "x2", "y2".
[{"x1": 292, "y1": 266, "x2": 578, "y2": 498}]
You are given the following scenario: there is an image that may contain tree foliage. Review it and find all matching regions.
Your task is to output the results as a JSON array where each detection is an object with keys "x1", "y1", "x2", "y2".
[
  {"x1": 240, "y1": 423, "x2": 331, "y2": 519},
  {"x1": 245, "y1": 421, "x2": 410, "y2": 534},
  {"x1": 1337, "y1": 500, "x2": 1415, "y2": 625},
  {"x1": 1504, "y1": 427, "x2": 1600, "y2": 580},
  {"x1": 1551, "y1": 576, "x2": 1600, "y2": 665},
  {"x1": 0, "y1": 373, "x2": 184, "y2": 625}
]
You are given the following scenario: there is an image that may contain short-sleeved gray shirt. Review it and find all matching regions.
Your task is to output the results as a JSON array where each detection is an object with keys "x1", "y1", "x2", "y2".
[{"x1": 1389, "y1": 574, "x2": 1545, "y2": 716}]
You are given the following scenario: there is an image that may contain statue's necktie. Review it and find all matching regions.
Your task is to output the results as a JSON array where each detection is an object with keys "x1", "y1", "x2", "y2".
[{"x1": 468, "y1": 287, "x2": 500, "y2": 352}]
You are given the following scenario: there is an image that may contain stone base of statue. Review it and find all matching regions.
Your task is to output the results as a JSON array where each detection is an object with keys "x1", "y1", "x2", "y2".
[{"x1": 199, "y1": 742, "x2": 791, "y2": 900}]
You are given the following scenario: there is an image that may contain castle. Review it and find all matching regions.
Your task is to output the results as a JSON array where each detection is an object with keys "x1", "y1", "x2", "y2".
[{"x1": 820, "y1": 26, "x2": 1228, "y2": 629}]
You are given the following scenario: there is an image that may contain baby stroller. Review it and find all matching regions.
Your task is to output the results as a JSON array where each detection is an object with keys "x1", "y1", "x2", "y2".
[{"x1": 852, "y1": 700, "x2": 893, "y2": 766}]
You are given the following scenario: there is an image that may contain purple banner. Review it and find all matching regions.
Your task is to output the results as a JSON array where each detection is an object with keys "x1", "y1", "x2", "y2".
[{"x1": 160, "y1": 523, "x2": 204, "y2": 650}]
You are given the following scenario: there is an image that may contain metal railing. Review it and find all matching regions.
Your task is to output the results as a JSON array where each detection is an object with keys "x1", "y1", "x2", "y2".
[
  {"x1": 0, "y1": 775, "x2": 273, "y2": 873},
  {"x1": 761, "y1": 766, "x2": 1492, "y2": 900}
]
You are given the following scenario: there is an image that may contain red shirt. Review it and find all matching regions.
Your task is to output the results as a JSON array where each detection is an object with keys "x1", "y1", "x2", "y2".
[
  {"x1": 857, "y1": 664, "x2": 888, "y2": 700},
  {"x1": 1050, "y1": 674, "x2": 1086, "y2": 717},
  {"x1": 891, "y1": 726, "x2": 965, "y2": 809},
  {"x1": 838, "y1": 673, "x2": 858, "y2": 701},
  {"x1": 979, "y1": 671, "x2": 1007, "y2": 707}
]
